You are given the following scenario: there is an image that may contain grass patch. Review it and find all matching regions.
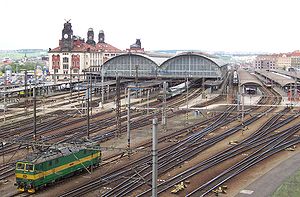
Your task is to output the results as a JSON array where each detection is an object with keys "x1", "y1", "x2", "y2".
[{"x1": 272, "y1": 169, "x2": 300, "y2": 197}]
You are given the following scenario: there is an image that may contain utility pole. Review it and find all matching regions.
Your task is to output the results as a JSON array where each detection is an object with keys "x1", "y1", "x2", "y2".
[
  {"x1": 152, "y1": 117, "x2": 158, "y2": 197},
  {"x1": 101, "y1": 67, "x2": 104, "y2": 107},
  {"x1": 162, "y1": 81, "x2": 167, "y2": 131},
  {"x1": 135, "y1": 65, "x2": 139, "y2": 98},
  {"x1": 33, "y1": 87, "x2": 37, "y2": 140},
  {"x1": 237, "y1": 84, "x2": 241, "y2": 112},
  {"x1": 107, "y1": 85, "x2": 110, "y2": 100},
  {"x1": 25, "y1": 70, "x2": 28, "y2": 115},
  {"x1": 186, "y1": 77, "x2": 189, "y2": 125},
  {"x1": 127, "y1": 88, "x2": 131, "y2": 150},
  {"x1": 3, "y1": 71, "x2": 6, "y2": 123},
  {"x1": 241, "y1": 85, "x2": 244, "y2": 122},
  {"x1": 87, "y1": 78, "x2": 90, "y2": 139},
  {"x1": 77, "y1": 70, "x2": 80, "y2": 100},
  {"x1": 34, "y1": 64, "x2": 37, "y2": 94},
  {"x1": 147, "y1": 89, "x2": 150, "y2": 115},
  {"x1": 70, "y1": 68, "x2": 72, "y2": 97},
  {"x1": 115, "y1": 76, "x2": 121, "y2": 137},
  {"x1": 90, "y1": 73, "x2": 93, "y2": 116},
  {"x1": 135, "y1": 65, "x2": 139, "y2": 84}
]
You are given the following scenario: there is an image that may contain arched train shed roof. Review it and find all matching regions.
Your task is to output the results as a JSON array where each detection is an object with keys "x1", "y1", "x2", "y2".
[
  {"x1": 159, "y1": 52, "x2": 228, "y2": 78},
  {"x1": 102, "y1": 53, "x2": 164, "y2": 77},
  {"x1": 238, "y1": 69, "x2": 262, "y2": 87},
  {"x1": 101, "y1": 52, "x2": 228, "y2": 78}
]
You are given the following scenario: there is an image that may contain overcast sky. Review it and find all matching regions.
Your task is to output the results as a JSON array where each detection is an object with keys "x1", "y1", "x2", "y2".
[{"x1": 1, "y1": 0, "x2": 300, "y2": 53}]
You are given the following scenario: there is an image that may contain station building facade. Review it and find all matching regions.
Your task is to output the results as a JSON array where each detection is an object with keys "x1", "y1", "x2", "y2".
[{"x1": 48, "y1": 21, "x2": 122, "y2": 81}]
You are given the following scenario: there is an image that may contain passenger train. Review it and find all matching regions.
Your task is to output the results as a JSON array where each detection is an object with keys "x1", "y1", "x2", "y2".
[
  {"x1": 157, "y1": 81, "x2": 191, "y2": 101},
  {"x1": 245, "y1": 86, "x2": 257, "y2": 94},
  {"x1": 232, "y1": 70, "x2": 239, "y2": 86}
]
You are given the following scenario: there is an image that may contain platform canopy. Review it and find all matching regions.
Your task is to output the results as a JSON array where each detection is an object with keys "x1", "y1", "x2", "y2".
[
  {"x1": 238, "y1": 69, "x2": 262, "y2": 87},
  {"x1": 255, "y1": 70, "x2": 296, "y2": 88}
]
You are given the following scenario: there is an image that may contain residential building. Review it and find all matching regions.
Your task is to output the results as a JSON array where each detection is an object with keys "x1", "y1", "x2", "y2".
[
  {"x1": 254, "y1": 55, "x2": 277, "y2": 70},
  {"x1": 290, "y1": 50, "x2": 300, "y2": 69},
  {"x1": 276, "y1": 54, "x2": 291, "y2": 70}
]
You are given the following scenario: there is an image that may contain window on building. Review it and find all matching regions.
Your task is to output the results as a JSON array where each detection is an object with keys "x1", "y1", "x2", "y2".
[
  {"x1": 57, "y1": 76, "x2": 59, "y2": 79},
  {"x1": 54, "y1": 69, "x2": 58, "y2": 73},
  {"x1": 63, "y1": 57, "x2": 69, "y2": 63},
  {"x1": 52, "y1": 61, "x2": 55, "y2": 66},
  {"x1": 63, "y1": 71, "x2": 68, "y2": 74},
  {"x1": 63, "y1": 64, "x2": 69, "y2": 69}
]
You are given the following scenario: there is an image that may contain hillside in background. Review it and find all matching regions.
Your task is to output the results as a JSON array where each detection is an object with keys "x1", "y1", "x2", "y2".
[{"x1": 0, "y1": 49, "x2": 47, "y2": 60}]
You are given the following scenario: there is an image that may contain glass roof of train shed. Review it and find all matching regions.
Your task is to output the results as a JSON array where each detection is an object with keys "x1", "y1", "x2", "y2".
[{"x1": 102, "y1": 52, "x2": 228, "y2": 79}]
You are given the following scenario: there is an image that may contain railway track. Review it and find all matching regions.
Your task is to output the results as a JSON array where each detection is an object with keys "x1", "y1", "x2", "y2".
[
  {"x1": 58, "y1": 86, "x2": 292, "y2": 196},
  {"x1": 58, "y1": 107, "x2": 236, "y2": 197},
  {"x1": 0, "y1": 88, "x2": 198, "y2": 178}
]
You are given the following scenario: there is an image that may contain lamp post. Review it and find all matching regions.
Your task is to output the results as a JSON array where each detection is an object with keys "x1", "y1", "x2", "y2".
[{"x1": 101, "y1": 66, "x2": 104, "y2": 107}]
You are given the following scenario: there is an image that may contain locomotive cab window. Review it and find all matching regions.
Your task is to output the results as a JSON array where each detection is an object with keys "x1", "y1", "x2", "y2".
[
  {"x1": 16, "y1": 163, "x2": 25, "y2": 170},
  {"x1": 25, "y1": 164, "x2": 34, "y2": 172}
]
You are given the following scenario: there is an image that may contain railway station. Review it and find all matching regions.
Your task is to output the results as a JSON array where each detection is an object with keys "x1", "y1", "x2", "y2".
[
  {"x1": 0, "y1": 21, "x2": 299, "y2": 197},
  {"x1": 1, "y1": 65, "x2": 299, "y2": 196}
]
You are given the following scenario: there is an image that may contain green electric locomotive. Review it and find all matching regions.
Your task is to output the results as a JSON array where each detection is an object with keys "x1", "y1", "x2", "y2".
[{"x1": 15, "y1": 143, "x2": 101, "y2": 193}]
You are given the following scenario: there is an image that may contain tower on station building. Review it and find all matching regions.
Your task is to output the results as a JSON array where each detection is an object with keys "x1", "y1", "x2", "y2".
[
  {"x1": 61, "y1": 20, "x2": 73, "y2": 51},
  {"x1": 86, "y1": 28, "x2": 96, "y2": 46},
  {"x1": 127, "y1": 38, "x2": 144, "y2": 53},
  {"x1": 98, "y1": 30, "x2": 105, "y2": 43}
]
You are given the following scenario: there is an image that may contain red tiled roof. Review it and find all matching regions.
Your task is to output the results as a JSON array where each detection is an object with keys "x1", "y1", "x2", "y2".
[
  {"x1": 49, "y1": 40, "x2": 97, "y2": 52},
  {"x1": 96, "y1": 42, "x2": 121, "y2": 53},
  {"x1": 50, "y1": 46, "x2": 61, "y2": 52},
  {"x1": 73, "y1": 42, "x2": 97, "y2": 52},
  {"x1": 50, "y1": 41, "x2": 121, "y2": 53},
  {"x1": 290, "y1": 50, "x2": 300, "y2": 56}
]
